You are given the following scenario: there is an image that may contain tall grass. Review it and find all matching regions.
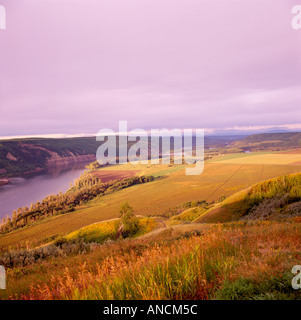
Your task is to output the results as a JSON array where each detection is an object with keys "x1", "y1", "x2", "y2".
[
  {"x1": 19, "y1": 220, "x2": 301, "y2": 300},
  {"x1": 247, "y1": 173, "x2": 301, "y2": 208}
]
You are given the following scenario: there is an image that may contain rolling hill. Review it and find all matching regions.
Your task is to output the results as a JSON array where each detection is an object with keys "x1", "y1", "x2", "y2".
[
  {"x1": 230, "y1": 132, "x2": 301, "y2": 151},
  {"x1": 0, "y1": 137, "x2": 99, "y2": 178},
  {"x1": 194, "y1": 172, "x2": 301, "y2": 223}
]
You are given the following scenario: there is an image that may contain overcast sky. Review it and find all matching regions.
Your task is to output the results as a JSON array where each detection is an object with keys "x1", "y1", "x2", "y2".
[{"x1": 0, "y1": 0, "x2": 300, "y2": 137}]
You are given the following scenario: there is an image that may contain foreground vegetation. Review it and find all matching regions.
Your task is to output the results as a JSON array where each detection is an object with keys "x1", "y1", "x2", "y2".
[{"x1": 1, "y1": 218, "x2": 300, "y2": 300}]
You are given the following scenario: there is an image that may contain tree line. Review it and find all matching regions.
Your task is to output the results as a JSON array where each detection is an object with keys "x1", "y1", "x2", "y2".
[{"x1": 0, "y1": 173, "x2": 154, "y2": 235}]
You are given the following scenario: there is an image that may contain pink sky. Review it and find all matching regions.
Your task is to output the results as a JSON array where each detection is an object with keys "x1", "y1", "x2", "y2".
[{"x1": 0, "y1": 0, "x2": 300, "y2": 137}]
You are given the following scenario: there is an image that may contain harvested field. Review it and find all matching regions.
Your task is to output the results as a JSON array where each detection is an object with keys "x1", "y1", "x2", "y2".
[
  {"x1": 91, "y1": 170, "x2": 139, "y2": 182},
  {"x1": 213, "y1": 153, "x2": 301, "y2": 165}
]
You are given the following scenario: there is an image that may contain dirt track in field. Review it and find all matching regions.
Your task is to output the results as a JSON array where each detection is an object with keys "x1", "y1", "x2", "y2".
[
  {"x1": 91, "y1": 170, "x2": 139, "y2": 183},
  {"x1": 277, "y1": 149, "x2": 301, "y2": 154}
]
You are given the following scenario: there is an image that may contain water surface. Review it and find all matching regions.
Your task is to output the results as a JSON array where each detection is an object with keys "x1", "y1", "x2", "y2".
[{"x1": 0, "y1": 162, "x2": 90, "y2": 220}]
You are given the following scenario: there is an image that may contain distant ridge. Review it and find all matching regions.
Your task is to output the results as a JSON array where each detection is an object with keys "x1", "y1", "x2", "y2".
[{"x1": 230, "y1": 132, "x2": 301, "y2": 150}]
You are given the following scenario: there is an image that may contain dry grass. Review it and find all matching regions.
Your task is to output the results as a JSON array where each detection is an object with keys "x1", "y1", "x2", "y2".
[{"x1": 3, "y1": 219, "x2": 299, "y2": 300}]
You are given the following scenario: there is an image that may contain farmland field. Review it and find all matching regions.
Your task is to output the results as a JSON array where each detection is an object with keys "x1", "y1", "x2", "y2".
[
  {"x1": 211, "y1": 152, "x2": 301, "y2": 165},
  {"x1": 91, "y1": 169, "x2": 139, "y2": 183},
  {"x1": 1, "y1": 152, "x2": 300, "y2": 251}
]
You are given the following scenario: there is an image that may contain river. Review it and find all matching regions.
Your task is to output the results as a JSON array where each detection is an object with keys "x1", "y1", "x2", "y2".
[{"x1": 0, "y1": 162, "x2": 90, "y2": 221}]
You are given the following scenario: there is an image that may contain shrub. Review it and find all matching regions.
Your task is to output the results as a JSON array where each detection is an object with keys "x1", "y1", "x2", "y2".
[{"x1": 118, "y1": 203, "x2": 139, "y2": 238}]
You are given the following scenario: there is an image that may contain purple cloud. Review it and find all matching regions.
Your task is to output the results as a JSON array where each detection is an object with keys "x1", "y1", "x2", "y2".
[{"x1": 0, "y1": 0, "x2": 300, "y2": 137}]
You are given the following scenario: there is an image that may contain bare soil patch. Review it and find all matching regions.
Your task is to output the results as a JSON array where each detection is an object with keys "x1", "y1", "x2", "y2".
[{"x1": 91, "y1": 170, "x2": 139, "y2": 183}]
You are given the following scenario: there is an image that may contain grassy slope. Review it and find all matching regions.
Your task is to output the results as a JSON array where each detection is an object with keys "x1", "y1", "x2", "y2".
[
  {"x1": 194, "y1": 172, "x2": 301, "y2": 224},
  {"x1": 64, "y1": 217, "x2": 157, "y2": 243},
  {"x1": 1, "y1": 219, "x2": 301, "y2": 300},
  {"x1": 171, "y1": 206, "x2": 208, "y2": 222}
]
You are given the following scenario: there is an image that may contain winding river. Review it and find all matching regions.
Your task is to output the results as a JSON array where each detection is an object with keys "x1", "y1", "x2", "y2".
[{"x1": 0, "y1": 162, "x2": 90, "y2": 221}]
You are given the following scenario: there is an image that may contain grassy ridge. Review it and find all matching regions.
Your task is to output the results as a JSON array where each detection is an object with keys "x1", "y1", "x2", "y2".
[
  {"x1": 65, "y1": 217, "x2": 157, "y2": 244},
  {"x1": 195, "y1": 172, "x2": 301, "y2": 223}
]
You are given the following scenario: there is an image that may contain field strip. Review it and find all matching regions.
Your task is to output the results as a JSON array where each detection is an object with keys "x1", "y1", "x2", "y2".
[
  {"x1": 206, "y1": 165, "x2": 244, "y2": 202},
  {"x1": 260, "y1": 164, "x2": 264, "y2": 181},
  {"x1": 212, "y1": 154, "x2": 301, "y2": 165}
]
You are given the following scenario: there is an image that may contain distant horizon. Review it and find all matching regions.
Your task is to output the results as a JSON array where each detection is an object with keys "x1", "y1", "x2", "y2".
[{"x1": 1, "y1": 123, "x2": 301, "y2": 141}]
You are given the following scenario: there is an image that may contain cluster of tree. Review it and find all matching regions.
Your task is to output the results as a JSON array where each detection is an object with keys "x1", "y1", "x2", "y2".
[
  {"x1": 117, "y1": 202, "x2": 139, "y2": 238},
  {"x1": 85, "y1": 161, "x2": 103, "y2": 172},
  {"x1": 0, "y1": 239, "x2": 97, "y2": 269},
  {"x1": 182, "y1": 200, "x2": 208, "y2": 209},
  {"x1": 0, "y1": 174, "x2": 154, "y2": 235},
  {"x1": 160, "y1": 199, "x2": 209, "y2": 218}
]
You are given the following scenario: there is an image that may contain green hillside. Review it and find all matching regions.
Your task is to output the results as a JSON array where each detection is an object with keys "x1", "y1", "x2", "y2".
[{"x1": 194, "y1": 172, "x2": 301, "y2": 223}]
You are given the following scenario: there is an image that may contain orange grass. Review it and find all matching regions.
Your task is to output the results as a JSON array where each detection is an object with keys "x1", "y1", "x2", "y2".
[{"x1": 11, "y1": 219, "x2": 301, "y2": 300}]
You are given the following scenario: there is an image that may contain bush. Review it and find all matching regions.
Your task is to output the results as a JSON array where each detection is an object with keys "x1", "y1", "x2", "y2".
[
  {"x1": 214, "y1": 273, "x2": 300, "y2": 300},
  {"x1": 118, "y1": 203, "x2": 139, "y2": 238},
  {"x1": 0, "y1": 240, "x2": 98, "y2": 269}
]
